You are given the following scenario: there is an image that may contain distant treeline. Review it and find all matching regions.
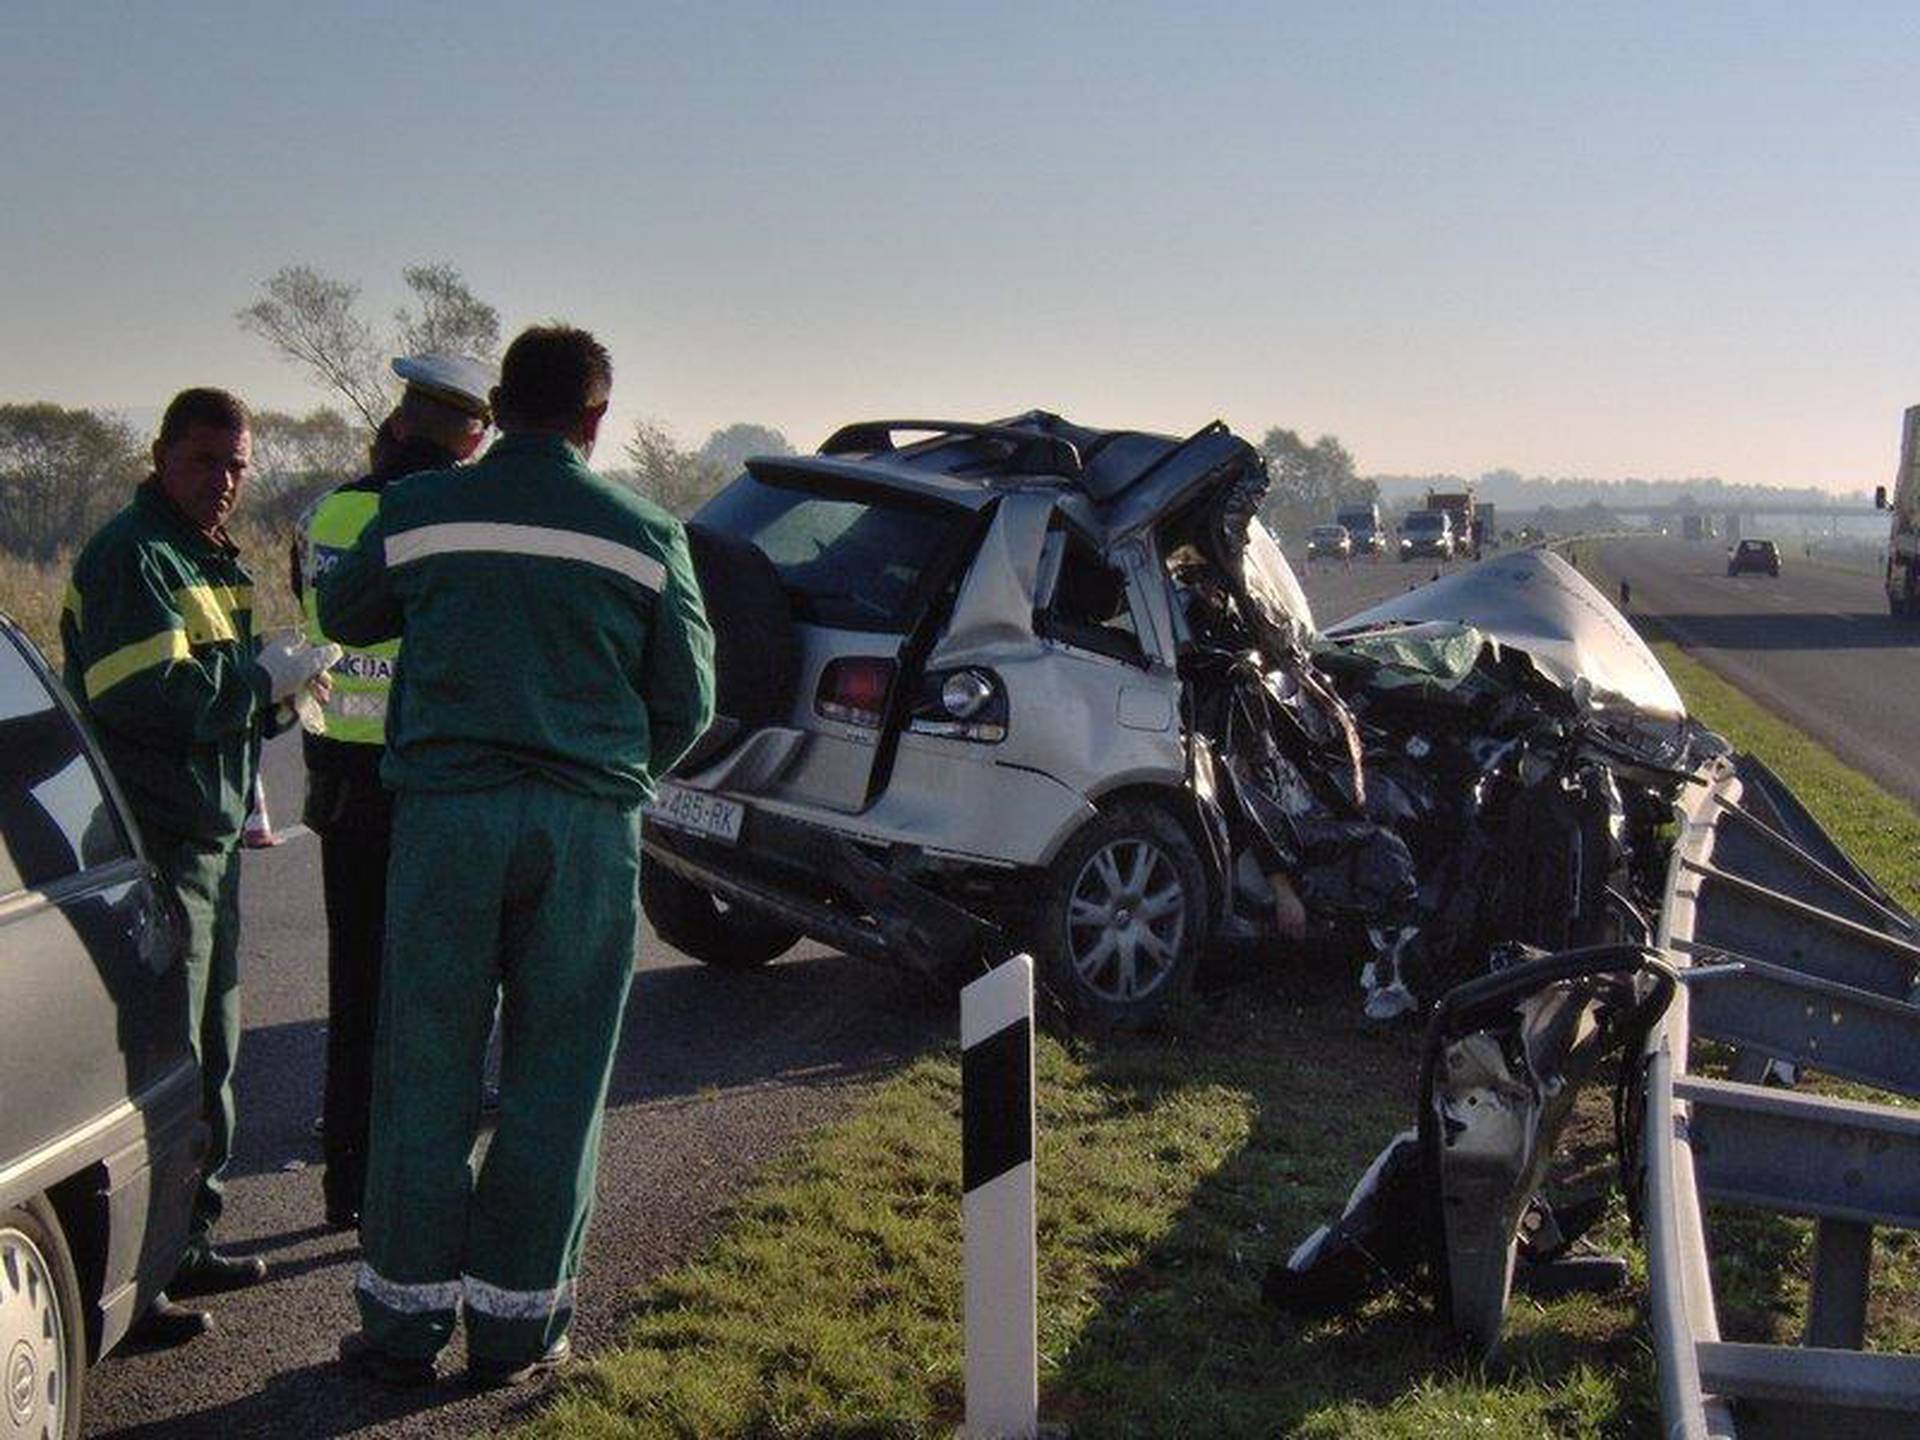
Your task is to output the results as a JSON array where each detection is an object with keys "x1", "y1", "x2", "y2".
[
  {"x1": 1369, "y1": 469, "x2": 1870, "y2": 512},
  {"x1": 0, "y1": 401, "x2": 798, "y2": 564}
]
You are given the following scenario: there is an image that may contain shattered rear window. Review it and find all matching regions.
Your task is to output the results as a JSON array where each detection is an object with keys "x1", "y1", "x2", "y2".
[{"x1": 698, "y1": 474, "x2": 969, "y2": 633}]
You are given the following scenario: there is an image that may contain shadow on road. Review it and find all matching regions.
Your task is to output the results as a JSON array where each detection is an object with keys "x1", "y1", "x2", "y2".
[
  {"x1": 1645, "y1": 610, "x2": 1912, "y2": 651},
  {"x1": 92, "y1": 1357, "x2": 478, "y2": 1440},
  {"x1": 223, "y1": 947, "x2": 951, "y2": 1185},
  {"x1": 603, "y1": 949, "x2": 951, "y2": 1112}
]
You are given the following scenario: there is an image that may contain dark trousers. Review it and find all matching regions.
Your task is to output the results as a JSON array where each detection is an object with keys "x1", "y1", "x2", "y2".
[
  {"x1": 321, "y1": 823, "x2": 390, "y2": 1218},
  {"x1": 143, "y1": 827, "x2": 243, "y2": 1252}
]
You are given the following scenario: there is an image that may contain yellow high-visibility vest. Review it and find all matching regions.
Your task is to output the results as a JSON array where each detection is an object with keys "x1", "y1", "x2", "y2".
[{"x1": 302, "y1": 489, "x2": 398, "y2": 746}]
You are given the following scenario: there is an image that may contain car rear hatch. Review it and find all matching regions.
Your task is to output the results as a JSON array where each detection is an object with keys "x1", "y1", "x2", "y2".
[{"x1": 692, "y1": 454, "x2": 992, "y2": 814}]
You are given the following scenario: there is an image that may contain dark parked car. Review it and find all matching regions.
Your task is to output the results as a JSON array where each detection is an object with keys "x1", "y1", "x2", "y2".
[
  {"x1": 1727, "y1": 538, "x2": 1782, "y2": 576},
  {"x1": 0, "y1": 614, "x2": 201, "y2": 1440}
]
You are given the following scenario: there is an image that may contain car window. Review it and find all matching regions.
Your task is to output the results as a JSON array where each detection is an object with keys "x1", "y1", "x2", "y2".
[
  {"x1": 1039, "y1": 529, "x2": 1144, "y2": 665},
  {"x1": 698, "y1": 474, "x2": 971, "y2": 633},
  {"x1": 0, "y1": 633, "x2": 129, "y2": 894}
]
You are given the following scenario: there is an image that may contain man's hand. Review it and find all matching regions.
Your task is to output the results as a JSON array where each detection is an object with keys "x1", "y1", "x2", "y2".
[{"x1": 256, "y1": 634, "x2": 342, "y2": 703}]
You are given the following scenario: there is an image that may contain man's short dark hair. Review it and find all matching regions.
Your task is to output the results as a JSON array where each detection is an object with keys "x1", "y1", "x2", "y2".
[
  {"x1": 157, "y1": 388, "x2": 250, "y2": 448},
  {"x1": 494, "y1": 325, "x2": 612, "y2": 430}
]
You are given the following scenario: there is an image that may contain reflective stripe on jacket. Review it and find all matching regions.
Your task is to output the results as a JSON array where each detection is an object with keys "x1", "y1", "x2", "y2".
[
  {"x1": 60, "y1": 482, "x2": 268, "y2": 843},
  {"x1": 316, "y1": 431, "x2": 716, "y2": 802}
]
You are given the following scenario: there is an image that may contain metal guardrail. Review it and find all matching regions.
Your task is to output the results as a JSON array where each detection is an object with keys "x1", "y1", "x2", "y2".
[{"x1": 1643, "y1": 755, "x2": 1920, "y2": 1438}]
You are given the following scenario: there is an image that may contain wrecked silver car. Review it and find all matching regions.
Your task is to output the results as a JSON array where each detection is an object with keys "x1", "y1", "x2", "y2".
[{"x1": 642, "y1": 413, "x2": 1709, "y2": 1031}]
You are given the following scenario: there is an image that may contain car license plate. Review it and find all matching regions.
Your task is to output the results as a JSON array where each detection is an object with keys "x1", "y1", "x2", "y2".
[{"x1": 646, "y1": 783, "x2": 745, "y2": 844}]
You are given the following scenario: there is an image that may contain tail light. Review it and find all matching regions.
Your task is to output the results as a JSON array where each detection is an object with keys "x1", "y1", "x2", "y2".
[
  {"x1": 816, "y1": 656, "x2": 896, "y2": 728},
  {"x1": 908, "y1": 667, "x2": 1007, "y2": 743}
]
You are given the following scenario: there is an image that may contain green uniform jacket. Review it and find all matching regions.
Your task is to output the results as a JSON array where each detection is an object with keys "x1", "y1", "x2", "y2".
[
  {"x1": 317, "y1": 431, "x2": 715, "y2": 802},
  {"x1": 61, "y1": 481, "x2": 270, "y2": 843}
]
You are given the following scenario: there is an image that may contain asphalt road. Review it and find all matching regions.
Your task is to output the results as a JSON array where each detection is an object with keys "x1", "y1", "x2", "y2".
[
  {"x1": 83, "y1": 738, "x2": 949, "y2": 1438},
  {"x1": 1592, "y1": 537, "x2": 1920, "y2": 811}
]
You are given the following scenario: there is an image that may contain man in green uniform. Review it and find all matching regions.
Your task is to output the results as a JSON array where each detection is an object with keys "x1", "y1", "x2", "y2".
[
  {"x1": 62, "y1": 387, "x2": 338, "y2": 1339},
  {"x1": 321, "y1": 326, "x2": 714, "y2": 1387},
  {"x1": 293, "y1": 354, "x2": 493, "y2": 1230}
]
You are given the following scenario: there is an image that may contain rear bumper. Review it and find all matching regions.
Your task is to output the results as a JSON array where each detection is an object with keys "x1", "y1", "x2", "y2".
[{"x1": 644, "y1": 805, "x2": 1003, "y2": 979}]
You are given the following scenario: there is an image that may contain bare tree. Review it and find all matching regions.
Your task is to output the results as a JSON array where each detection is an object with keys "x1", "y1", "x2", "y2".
[
  {"x1": 624, "y1": 419, "x2": 728, "y2": 518},
  {"x1": 238, "y1": 262, "x2": 500, "y2": 429},
  {"x1": 394, "y1": 262, "x2": 501, "y2": 361},
  {"x1": 237, "y1": 266, "x2": 388, "y2": 427}
]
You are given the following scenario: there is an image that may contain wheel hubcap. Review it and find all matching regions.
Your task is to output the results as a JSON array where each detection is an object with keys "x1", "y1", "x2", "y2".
[
  {"x1": 0, "y1": 1228, "x2": 65, "y2": 1437},
  {"x1": 1065, "y1": 838, "x2": 1187, "y2": 1003}
]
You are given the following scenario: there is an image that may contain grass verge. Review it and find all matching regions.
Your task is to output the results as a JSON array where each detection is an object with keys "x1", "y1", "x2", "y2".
[{"x1": 526, "y1": 639, "x2": 1919, "y2": 1439}]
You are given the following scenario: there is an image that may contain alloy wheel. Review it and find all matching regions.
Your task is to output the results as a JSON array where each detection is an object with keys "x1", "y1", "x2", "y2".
[{"x1": 1064, "y1": 837, "x2": 1188, "y2": 1002}]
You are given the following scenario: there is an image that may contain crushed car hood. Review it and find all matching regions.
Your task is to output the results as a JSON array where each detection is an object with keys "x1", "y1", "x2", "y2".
[{"x1": 1324, "y1": 549, "x2": 1684, "y2": 720}]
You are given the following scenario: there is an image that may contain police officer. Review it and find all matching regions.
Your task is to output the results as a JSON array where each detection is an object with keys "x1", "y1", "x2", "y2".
[
  {"x1": 293, "y1": 355, "x2": 493, "y2": 1229},
  {"x1": 62, "y1": 388, "x2": 336, "y2": 1340},
  {"x1": 320, "y1": 325, "x2": 714, "y2": 1387}
]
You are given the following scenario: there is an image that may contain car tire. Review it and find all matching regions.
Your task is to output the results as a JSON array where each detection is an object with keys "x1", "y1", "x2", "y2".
[
  {"x1": 673, "y1": 524, "x2": 801, "y2": 776},
  {"x1": 641, "y1": 859, "x2": 801, "y2": 968},
  {"x1": 1032, "y1": 801, "x2": 1209, "y2": 1032},
  {"x1": 0, "y1": 1199, "x2": 86, "y2": 1440}
]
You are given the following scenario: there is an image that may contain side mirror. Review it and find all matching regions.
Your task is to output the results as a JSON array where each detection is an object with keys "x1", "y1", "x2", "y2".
[{"x1": 1876, "y1": 485, "x2": 1888, "y2": 511}]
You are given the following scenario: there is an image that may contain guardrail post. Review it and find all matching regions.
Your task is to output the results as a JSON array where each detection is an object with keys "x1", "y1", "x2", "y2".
[
  {"x1": 1804, "y1": 1219, "x2": 1873, "y2": 1349},
  {"x1": 962, "y1": 954, "x2": 1037, "y2": 1439}
]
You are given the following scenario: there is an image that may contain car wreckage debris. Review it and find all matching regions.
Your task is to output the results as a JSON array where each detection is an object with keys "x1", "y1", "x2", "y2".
[{"x1": 1270, "y1": 752, "x2": 1920, "y2": 1437}]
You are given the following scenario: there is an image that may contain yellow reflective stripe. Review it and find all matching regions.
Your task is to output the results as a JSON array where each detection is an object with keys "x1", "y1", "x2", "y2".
[
  {"x1": 172, "y1": 584, "x2": 253, "y2": 645},
  {"x1": 62, "y1": 583, "x2": 82, "y2": 627},
  {"x1": 84, "y1": 629, "x2": 192, "y2": 700}
]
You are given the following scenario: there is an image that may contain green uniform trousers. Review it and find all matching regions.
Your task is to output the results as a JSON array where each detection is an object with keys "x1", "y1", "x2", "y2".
[
  {"x1": 144, "y1": 827, "x2": 244, "y2": 1252},
  {"x1": 356, "y1": 779, "x2": 641, "y2": 1364}
]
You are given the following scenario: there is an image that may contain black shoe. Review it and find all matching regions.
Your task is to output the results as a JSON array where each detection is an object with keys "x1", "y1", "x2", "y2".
[
  {"x1": 324, "y1": 1203, "x2": 361, "y2": 1232},
  {"x1": 132, "y1": 1292, "x2": 213, "y2": 1346},
  {"x1": 170, "y1": 1247, "x2": 268, "y2": 1297},
  {"x1": 466, "y1": 1333, "x2": 571, "y2": 1390},
  {"x1": 338, "y1": 1331, "x2": 436, "y2": 1388}
]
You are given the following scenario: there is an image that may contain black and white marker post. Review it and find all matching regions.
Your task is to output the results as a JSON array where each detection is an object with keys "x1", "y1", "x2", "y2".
[{"x1": 961, "y1": 953, "x2": 1038, "y2": 1438}]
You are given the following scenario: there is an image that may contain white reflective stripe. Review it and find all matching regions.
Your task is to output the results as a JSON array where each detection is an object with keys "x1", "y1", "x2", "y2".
[
  {"x1": 385, "y1": 521, "x2": 665, "y2": 593},
  {"x1": 462, "y1": 1273, "x2": 576, "y2": 1321},
  {"x1": 329, "y1": 691, "x2": 389, "y2": 719},
  {"x1": 356, "y1": 1263, "x2": 462, "y2": 1314}
]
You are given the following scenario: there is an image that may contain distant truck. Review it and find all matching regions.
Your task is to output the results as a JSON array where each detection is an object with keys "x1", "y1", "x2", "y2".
[
  {"x1": 1877, "y1": 404, "x2": 1920, "y2": 617},
  {"x1": 1474, "y1": 502, "x2": 1497, "y2": 552},
  {"x1": 1336, "y1": 501, "x2": 1385, "y2": 555},
  {"x1": 1681, "y1": 513, "x2": 1715, "y2": 543},
  {"x1": 1425, "y1": 489, "x2": 1479, "y2": 558}
]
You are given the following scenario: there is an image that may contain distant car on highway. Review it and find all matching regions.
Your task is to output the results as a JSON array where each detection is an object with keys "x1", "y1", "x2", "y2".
[
  {"x1": 1727, "y1": 538, "x2": 1781, "y2": 577},
  {"x1": 0, "y1": 614, "x2": 201, "y2": 1440},
  {"x1": 1399, "y1": 509, "x2": 1454, "y2": 561},
  {"x1": 1307, "y1": 523, "x2": 1352, "y2": 560}
]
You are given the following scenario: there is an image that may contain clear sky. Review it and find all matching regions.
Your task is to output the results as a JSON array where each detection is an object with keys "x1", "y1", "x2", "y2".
[{"x1": 4, "y1": 1, "x2": 1917, "y2": 490}]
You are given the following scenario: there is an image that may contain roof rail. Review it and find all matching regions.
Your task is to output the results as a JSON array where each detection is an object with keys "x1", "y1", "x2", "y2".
[{"x1": 817, "y1": 420, "x2": 1083, "y2": 480}]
